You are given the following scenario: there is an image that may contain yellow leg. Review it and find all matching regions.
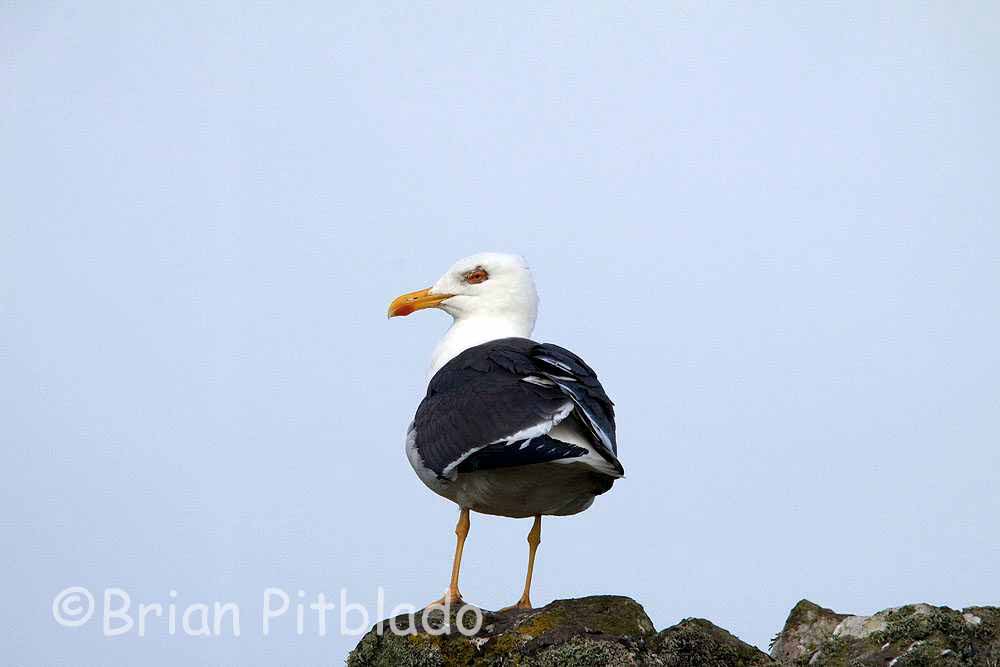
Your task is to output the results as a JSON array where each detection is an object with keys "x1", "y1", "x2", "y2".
[
  {"x1": 429, "y1": 507, "x2": 470, "y2": 607},
  {"x1": 511, "y1": 515, "x2": 542, "y2": 609}
]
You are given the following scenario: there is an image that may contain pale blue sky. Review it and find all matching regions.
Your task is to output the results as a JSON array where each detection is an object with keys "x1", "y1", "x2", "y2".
[{"x1": 3, "y1": 2, "x2": 999, "y2": 664}]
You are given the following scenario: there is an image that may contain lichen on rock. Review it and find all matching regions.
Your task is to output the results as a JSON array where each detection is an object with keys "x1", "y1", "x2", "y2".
[
  {"x1": 347, "y1": 595, "x2": 771, "y2": 666},
  {"x1": 769, "y1": 600, "x2": 1000, "y2": 666},
  {"x1": 348, "y1": 596, "x2": 1000, "y2": 666},
  {"x1": 769, "y1": 600, "x2": 848, "y2": 663},
  {"x1": 653, "y1": 617, "x2": 775, "y2": 666}
]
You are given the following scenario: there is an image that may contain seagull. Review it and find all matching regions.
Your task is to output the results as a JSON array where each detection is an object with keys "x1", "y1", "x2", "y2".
[{"x1": 388, "y1": 252, "x2": 623, "y2": 609}]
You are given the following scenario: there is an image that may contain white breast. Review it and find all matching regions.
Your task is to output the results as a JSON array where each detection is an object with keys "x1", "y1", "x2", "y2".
[{"x1": 428, "y1": 315, "x2": 532, "y2": 379}]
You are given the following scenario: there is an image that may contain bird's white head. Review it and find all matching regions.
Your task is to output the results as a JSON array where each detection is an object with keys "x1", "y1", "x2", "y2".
[{"x1": 388, "y1": 252, "x2": 539, "y2": 376}]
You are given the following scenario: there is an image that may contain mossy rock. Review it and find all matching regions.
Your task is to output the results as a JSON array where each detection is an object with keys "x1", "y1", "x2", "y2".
[
  {"x1": 769, "y1": 600, "x2": 1000, "y2": 666},
  {"x1": 653, "y1": 617, "x2": 774, "y2": 666},
  {"x1": 769, "y1": 600, "x2": 848, "y2": 663},
  {"x1": 347, "y1": 595, "x2": 771, "y2": 666}
]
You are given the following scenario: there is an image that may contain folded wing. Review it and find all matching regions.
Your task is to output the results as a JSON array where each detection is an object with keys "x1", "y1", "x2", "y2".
[{"x1": 410, "y1": 337, "x2": 623, "y2": 481}]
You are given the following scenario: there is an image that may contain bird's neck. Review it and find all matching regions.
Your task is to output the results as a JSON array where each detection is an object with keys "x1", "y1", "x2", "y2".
[{"x1": 429, "y1": 315, "x2": 534, "y2": 379}]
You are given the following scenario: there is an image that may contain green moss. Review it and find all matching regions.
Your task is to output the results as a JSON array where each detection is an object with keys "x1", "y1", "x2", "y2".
[
  {"x1": 871, "y1": 606, "x2": 973, "y2": 646},
  {"x1": 348, "y1": 596, "x2": 765, "y2": 666},
  {"x1": 527, "y1": 639, "x2": 637, "y2": 667},
  {"x1": 536, "y1": 596, "x2": 654, "y2": 637},
  {"x1": 787, "y1": 602, "x2": 1000, "y2": 667},
  {"x1": 347, "y1": 632, "x2": 443, "y2": 667},
  {"x1": 513, "y1": 610, "x2": 565, "y2": 638},
  {"x1": 654, "y1": 618, "x2": 772, "y2": 666},
  {"x1": 434, "y1": 636, "x2": 479, "y2": 666},
  {"x1": 486, "y1": 630, "x2": 527, "y2": 656}
]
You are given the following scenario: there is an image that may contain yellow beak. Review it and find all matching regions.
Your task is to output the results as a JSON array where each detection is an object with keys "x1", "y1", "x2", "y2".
[{"x1": 387, "y1": 287, "x2": 454, "y2": 318}]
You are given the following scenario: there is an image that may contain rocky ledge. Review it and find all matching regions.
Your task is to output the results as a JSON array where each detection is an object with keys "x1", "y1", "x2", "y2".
[
  {"x1": 771, "y1": 599, "x2": 1000, "y2": 666},
  {"x1": 348, "y1": 596, "x2": 1000, "y2": 666},
  {"x1": 348, "y1": 595, "x2": 770, "y2": 666}
]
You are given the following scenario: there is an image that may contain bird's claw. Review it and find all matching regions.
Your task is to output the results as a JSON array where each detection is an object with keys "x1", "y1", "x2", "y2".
[
  {"x1": 425, "y1": 591, "x2": 464, "y2": 609},
  {"x1": 499, "y1": 597, "x2": 533, "y2": 612}
]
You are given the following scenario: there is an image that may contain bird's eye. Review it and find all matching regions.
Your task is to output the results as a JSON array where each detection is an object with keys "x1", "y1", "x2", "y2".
[{"x1": 464, "y1": 267, "x2": 489, "y2": 284}]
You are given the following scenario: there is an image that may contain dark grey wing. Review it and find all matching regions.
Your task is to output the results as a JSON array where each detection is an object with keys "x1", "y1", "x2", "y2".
[
  {"x1": 532, "y1": 342, "x2": 619, "y2": 461},
  {"x1": 412, "y1": 338, "x2": 573, "y2": 478},
  {"x1": 411, "y1": 337, "x2": 622, "y2": 480}
]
